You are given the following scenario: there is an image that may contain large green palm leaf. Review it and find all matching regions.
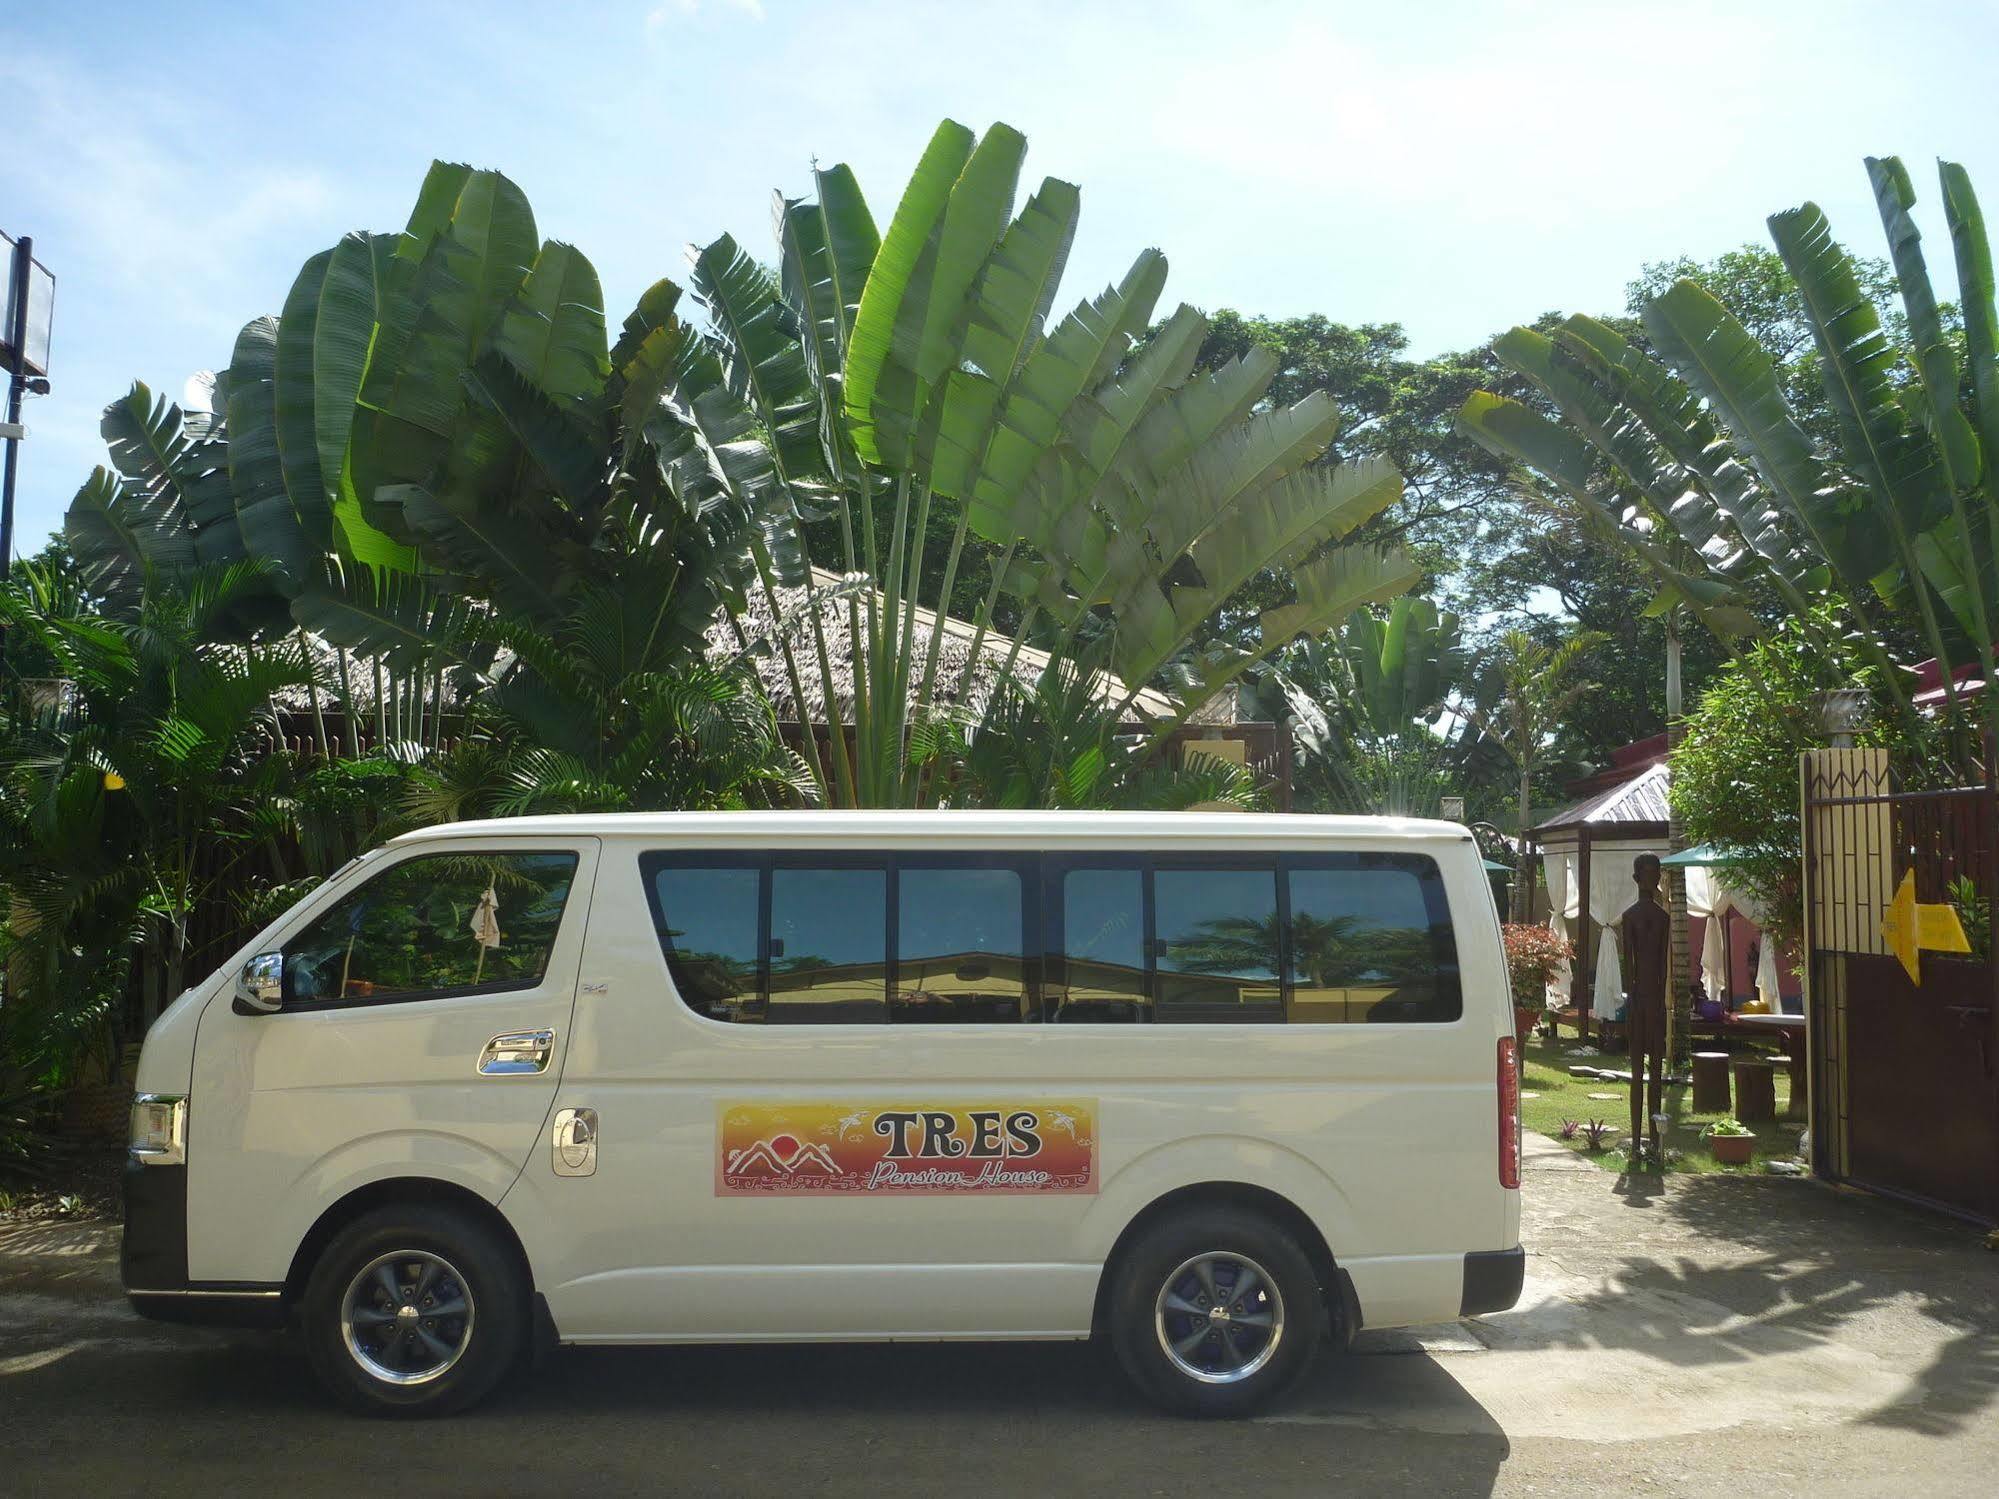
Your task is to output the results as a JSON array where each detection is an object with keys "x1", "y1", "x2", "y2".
[
  {"x1": 845, "y1": 120, "x2": 975, "y2": 465},
  {"x1": 223, "y1": 316, "x2": 315, "y2": 590}
]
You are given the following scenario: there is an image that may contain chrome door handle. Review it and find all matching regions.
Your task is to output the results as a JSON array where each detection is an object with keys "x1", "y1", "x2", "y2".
[{"x1": 478, "y1": 1028, "x2": 555, "y2": 1076}]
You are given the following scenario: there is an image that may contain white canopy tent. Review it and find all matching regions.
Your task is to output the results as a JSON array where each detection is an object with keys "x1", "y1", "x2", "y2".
[
  {"x1": 1684, "y1": 864, "x2": 1784, "y2": 1010},
  {"x1": 1527, "y1": 763, "x2": 1673, "y2": 1029}
]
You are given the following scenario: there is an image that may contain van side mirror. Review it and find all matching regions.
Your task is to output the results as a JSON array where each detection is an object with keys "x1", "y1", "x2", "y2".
[{"x1": 236, "y1": 952, "x2": 284, "y2": 1014}]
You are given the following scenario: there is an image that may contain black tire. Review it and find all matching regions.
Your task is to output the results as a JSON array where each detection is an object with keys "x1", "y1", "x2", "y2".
[
  {"x1": 1107, "y1": 1207, "x2": 1324, "y2": 1417},
  {"x1": 301, "y1": 1203, "x2": 527, "y2": 1417}
]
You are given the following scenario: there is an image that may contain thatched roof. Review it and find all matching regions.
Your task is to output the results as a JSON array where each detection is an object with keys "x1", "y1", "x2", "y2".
[
  {"x1": 265, "y1": 570, "x2": 1235, "y2": 728},
  {"x1": 708, "y1": 569, "x2": 1234, "y2": 727}
]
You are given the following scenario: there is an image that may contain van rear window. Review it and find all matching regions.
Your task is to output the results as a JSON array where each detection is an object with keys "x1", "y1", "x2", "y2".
[
  {"x1": 1285, "y1": 857, "x2": 1460, "y2": 1023},
  {"x1": 643, "y1": 850, "x2": 1460, "y2": 1025}
]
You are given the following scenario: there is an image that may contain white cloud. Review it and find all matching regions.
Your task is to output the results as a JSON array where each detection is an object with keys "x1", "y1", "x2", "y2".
[{"x1": 647, "y1": 0, "x2": 763, "y2": 31}]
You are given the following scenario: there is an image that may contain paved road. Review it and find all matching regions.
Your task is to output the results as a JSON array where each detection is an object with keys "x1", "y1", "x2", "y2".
[{"x1": 4, "y1": 1138, "x2": 1996, "y2": 1497}]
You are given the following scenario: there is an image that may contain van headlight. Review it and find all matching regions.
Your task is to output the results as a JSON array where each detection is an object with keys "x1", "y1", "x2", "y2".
[{"x1": 128, "y1": 1094, "x2": 187, "y2": 1166}]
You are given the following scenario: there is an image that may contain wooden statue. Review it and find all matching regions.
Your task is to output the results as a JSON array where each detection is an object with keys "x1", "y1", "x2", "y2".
[{"x1": 1619, "y1": 853, "x2": 1670, "y2": 1162}]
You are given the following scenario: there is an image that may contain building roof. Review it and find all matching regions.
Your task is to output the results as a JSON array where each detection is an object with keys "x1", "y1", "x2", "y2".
[
  {"x1": 1528, "y1": 760, "x2": 1671, "y2": 837},
  {"x1": 1560, "y1": 731, "x2": 1668, "y2": 798},
  {"x1": 707, "y1": 568, "x2": 1233, "y2": 727}
]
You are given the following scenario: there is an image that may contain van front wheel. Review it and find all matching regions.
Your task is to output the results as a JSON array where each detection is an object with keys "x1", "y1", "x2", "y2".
[
  {"x1": 302, "y1": 1204, "x2": 526, "y2": 1417},
  {"x1": 1107, "y1": 1208, "x2": 1323, "y2": 1417}
]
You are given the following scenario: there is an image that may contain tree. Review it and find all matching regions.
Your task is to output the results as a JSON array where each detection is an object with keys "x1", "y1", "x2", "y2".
[
  {"x1": 912, "y1": 646, "x2": 1264, "y2": 812},
  {"x1": 63, "y1": 128, "x2": 1423, "y2": 813},
  {"x1": 1462, "y1": 628, "x2": 1605, "y2": 913},
  {"x1": 1460, "y1": 155, "x2": 1999, "y2": 764},
  {"x1": 1163, "y1": 312, "x2": 1537, "y2": 658},
  {"x1": 671, "y1": 119, "x2": 1421, "y2": 806},
  {"x1": 1672, "y1": 602, "x2": 1949, "y2": 950},
  {"x1": 1250, "y1": 597, "x2": 1480, "y2": 819},
  {"x1": 1467, "y1": 501, "x2": 1732, "y2": 769},
  {"x1": 62, "y1": 166, "x2": 778, "y2": 765},
  {"x1": 0, "y1": 559, "x2": 315, "y2": 1069},
  {"x1": 1333, "y1": 596, "x2": 1465, "y2": 741},
  {"x1": 1624, "y1": 243, "x2": 1909, "y2": 458},
  {"x1": 402, "y1": 658, "x2": 810, "y2": 823}
]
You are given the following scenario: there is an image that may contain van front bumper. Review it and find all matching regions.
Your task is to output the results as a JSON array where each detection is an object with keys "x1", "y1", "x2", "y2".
[
  {"x1": 122, "y1": 1158, "x2": 285, "y2": 1328},
  {"x1": 1460, "y1": 1246, "x2": 1525, "y2": 1317}
]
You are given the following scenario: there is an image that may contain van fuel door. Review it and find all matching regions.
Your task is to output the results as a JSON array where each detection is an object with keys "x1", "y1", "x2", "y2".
[{"x1": 552, "y1": 1107, "x2": 599, "y2": 1177}]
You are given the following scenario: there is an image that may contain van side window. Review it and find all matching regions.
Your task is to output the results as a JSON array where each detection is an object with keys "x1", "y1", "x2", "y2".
[
  {"x1": 895, "y1": 865, "x2": 1028, "y2": 1023},
  {"x1": 769, "y1": 866, "x2": 889, "y2": 1023},
  {"x1": 1287, "y1": 854, "x2": 1460, "y2": 1023},
  {"x1": 1155, "y1": 866, "x2": 1284, "y2": 1021},
  {"x1": 649, "y1": 862, "x2": 762, "y2": 1022},
  {"x1": 1054, "y1": 867, "x2": 1147, "y2": 1022},
  {"x1": 282, "y1": 851, "x2": 578, "y2": 1007}
]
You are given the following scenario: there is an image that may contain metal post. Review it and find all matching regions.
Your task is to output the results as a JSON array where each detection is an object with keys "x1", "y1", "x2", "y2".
[
  {"x1": 1, "y1": 233, "x2": 31, "y2": 569},
  {"x1": 1573, "y1": 827, "x2": 1593, "y2": 1040},
  {"x1": 1986, "y1": 733, "x2": 1998, "y2": 1084}
]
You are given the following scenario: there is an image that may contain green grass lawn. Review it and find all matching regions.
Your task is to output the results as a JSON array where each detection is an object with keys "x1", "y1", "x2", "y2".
[{"x1": 1518, "y1": 1033, "x2": 1806, "y2": 1174}]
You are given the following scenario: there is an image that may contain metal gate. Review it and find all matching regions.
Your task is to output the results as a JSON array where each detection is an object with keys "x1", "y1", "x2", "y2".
[{"x1": 1803, "y1": 748, "x2": 1999, "y2": 1224}]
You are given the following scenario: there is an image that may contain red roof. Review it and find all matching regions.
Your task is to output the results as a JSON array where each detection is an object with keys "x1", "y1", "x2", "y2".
[{"x1": 1563, "y1": 732, "x2": 1668, "y2": 797}]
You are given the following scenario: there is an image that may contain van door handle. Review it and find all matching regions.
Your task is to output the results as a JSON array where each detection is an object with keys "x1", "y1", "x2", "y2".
[{"x1": 478, "y1": 1028, "x2": 556, "y2": 1076}]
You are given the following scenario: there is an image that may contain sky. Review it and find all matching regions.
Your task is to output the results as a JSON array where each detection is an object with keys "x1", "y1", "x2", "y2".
[{"x1": 5, "y1": 0, "x2": 1999, "y2": 553}]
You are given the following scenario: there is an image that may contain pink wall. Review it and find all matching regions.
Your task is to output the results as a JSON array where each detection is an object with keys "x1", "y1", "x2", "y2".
[{"x1": 1688, "y1": 912, "x2": 1802, "y2": 1001}]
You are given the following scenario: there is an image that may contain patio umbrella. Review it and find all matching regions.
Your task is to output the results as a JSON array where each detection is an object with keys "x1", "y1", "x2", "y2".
[{"x1": 1659, "y1": 843, "x2": 1744, "y2": 868}]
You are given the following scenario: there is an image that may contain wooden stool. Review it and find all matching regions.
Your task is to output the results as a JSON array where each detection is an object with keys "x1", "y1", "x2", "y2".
[
  {"x1": 1692, "y1": 1052, "x2": 1732, "y2": 1113},
  {"x1": 1732, "y1": 1057, "x2": 1777, "y2": 1123},
  {"x1": 1783, "y1": 1049, "x2": 1807, "y2": 1118}
]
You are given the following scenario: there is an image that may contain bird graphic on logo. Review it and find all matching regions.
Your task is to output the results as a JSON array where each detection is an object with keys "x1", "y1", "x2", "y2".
[{"x1": 834, "y1": 1109, "x2": 870, "y2": 1140}]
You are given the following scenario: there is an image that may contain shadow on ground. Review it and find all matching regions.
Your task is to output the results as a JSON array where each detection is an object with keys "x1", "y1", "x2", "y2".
[
  {"x1": 1, "y1": 1325, "x2": 1511, "y2": 1497},
  {"x1": 1505, "y1": 1168, "x2": 1999, "y2": 1438}
]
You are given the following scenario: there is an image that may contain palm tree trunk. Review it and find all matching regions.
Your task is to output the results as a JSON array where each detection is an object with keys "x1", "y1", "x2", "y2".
[
  {"x1": 1515, "y1": 762, "x2": 1534, "y2": 920},
  {"x1": 749, "y1": 545, "x2": 831, "y2": 802},
  {"x1": 335, "y1": 649, "x2": 361, "y2": 757},
  {"x1": 298, "y1": 630, "x2": 330, "y2": 758},
  {"x1": 1665, "y1": 609, "x2": 1691, "y2": 1065}
]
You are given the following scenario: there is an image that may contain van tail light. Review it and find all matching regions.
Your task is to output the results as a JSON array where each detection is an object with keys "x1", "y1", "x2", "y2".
[{"x1": 1497, "y1": 1036, "x2": 1521, "y2": 1190}]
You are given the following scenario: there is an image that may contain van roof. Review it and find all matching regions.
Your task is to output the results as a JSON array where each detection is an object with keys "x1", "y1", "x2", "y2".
[{"x1": 390, "y1": 810, "x2": 1475, "y2": 850}]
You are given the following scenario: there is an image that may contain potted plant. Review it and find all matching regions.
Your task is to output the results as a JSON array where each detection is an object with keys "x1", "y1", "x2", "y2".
[
  {"x1": 1705, "y1": 1117, "x2": 1755, "y2": 1166},
  {"x1": 1501, "y1": 923, "x2": 1572, "y2": 1042}
]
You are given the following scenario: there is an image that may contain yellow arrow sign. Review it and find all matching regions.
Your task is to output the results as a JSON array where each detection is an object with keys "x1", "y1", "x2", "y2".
[{"x1": 1880, "y1": 868, "x2": 1971, "y2": 984}]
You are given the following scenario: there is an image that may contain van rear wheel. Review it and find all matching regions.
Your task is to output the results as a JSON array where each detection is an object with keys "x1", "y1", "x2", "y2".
[
  {"x1": 302, "y1": 1204, "x2": 526, "y2": 1417},
  {"x1": 1107, "y1": 1208, "x2": 1323, "y2": 1417}
]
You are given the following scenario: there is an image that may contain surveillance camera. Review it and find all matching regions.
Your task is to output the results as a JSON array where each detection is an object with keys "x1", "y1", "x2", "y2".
[{"x1": 26, "y1": 377, "x2": 51, "y2": 395}]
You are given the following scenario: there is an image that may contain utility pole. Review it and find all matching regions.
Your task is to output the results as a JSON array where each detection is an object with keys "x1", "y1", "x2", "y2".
[
  {"x1": 3, "y1": 232, "x2": 55, "y2": 570},
  {"x1": 0, "y1": 233, "x2": 31, "y2": 569}
]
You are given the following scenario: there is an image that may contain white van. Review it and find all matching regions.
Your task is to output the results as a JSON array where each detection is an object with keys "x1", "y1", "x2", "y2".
[{"x1": 122, "y1": 811, "x2": 1522, "y2": 1417}]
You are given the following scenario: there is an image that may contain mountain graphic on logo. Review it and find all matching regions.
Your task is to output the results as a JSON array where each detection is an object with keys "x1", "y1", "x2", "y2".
[
  {"x1": 725, "y1": 1140, "x2": 793, "y2": 1176},
  {"x1": 726, "y1": 1136, "x2": 843, "y2": 1178}
]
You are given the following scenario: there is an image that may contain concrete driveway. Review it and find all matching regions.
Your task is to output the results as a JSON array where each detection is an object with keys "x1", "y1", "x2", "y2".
[{"x1": 3, "y1": 1136, "x2": 1995, "y2": 1497}]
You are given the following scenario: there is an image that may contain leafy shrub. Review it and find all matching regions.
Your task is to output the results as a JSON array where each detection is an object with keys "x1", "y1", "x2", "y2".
[
  {"x1": 1501, "y1": 922, "x2": 1572, "y2": 1008},
  {"x1": 1670, "y1": 603, "x2": 1952, "y2": 951}
]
